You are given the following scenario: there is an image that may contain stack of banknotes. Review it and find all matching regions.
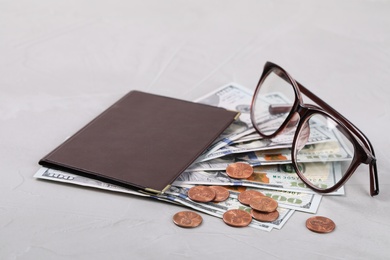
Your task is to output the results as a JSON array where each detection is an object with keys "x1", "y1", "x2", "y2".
[{"x1": 35, "y1": 83, "x2": 348, "y2": 232}]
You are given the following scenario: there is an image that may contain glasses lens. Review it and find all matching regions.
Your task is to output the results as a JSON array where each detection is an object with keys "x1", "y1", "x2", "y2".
[
  {"x1": 252, "y1": 68, "x2": 296, "y2": 136},
  {"x1": 294, "y1": 113, "x2": 355, "y2": 191}
]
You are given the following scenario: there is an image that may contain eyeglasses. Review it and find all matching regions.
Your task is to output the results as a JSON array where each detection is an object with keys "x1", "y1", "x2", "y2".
[{"x1": 250, "y1": 62, "x2": 379, "y2": 196}]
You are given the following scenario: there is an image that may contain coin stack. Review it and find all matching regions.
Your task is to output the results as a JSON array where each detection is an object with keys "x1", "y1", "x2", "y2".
[{"x1": 239, "y1": 190, "x2": 279, "y2": 223}]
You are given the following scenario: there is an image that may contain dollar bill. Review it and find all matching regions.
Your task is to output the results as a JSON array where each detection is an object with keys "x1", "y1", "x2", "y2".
[
  {"x1": 34, "y1": 167, "x2": 145, "y2": 195},
  {"x1": 195, "y1": 83, "x2": 254, "y2": 126},
  {"x1": 188, "y1": 138, "x2": 353, "y2": 172},
  {"x1": 33, "y1": 167, "x2": 182, "y2": 205},
  {"x1": 231, "y1": 132, "x2": 263, "y2": 143},
  {"x1": 194, "y1": 83, "x2": 256, "y2": 154},
  {"x1": 177, "y1": 162, "x2": 345, "y2": 196},
  {"x1": 197, "y1": 122, "x2": 352, "y2": 163},
  {"x1": 173, "y1": 182, "x2": 322, "y2": 213},
  {"x1": 227, "y1": 188, "x2": 314, "y2": 216},
  {"x1": 165, "y1": 185, "x2": 295, "y2": 231},
  {"x1": 252, "y1": 163, "x2": 345, "y2": 195},
  {"x1": 230, "y1": 131, "x2": 293, "y2": 144}
]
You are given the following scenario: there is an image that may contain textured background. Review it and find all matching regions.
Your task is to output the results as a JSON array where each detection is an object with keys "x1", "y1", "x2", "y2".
[{"x1": 1, "y1": 0, "x2": 389, "y2": 259}]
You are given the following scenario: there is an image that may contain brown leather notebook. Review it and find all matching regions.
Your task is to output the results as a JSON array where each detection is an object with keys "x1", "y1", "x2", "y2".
[{"x1": 39, "y1": 90, "x2": 239, "y2": 193}]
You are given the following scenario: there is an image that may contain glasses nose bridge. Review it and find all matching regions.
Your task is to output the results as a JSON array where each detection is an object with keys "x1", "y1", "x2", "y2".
[
  {"x1": 295, "y1": 102, "x2": 318, "y2": 120},
  {"x1": 292, "y1": 103, "x2": 309, "y2": 122},
  {"x1": 282, "y1": 104, "x2": 307, "y2": 131}
]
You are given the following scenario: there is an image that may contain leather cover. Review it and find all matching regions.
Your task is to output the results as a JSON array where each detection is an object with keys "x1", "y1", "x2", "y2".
[{"x1": 39, "y1": 90, "x2": 239, "y2": 193}]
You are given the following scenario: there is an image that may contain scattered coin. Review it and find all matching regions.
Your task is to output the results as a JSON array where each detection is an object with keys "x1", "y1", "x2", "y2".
[
  {"x1": 251, "y1": 209, "x2": 279, "y2": 222},
  {"x1": 187, "y1": 185, "x2": 216, "y2": 202},
  {"x1": 209, "y1": 186, "x2": 230, "y2": 202},
  {"x1": 250, "y1": 196, "x2": 278, "y2": 213},
  {"x1": 223, "y1": 209, "x2": 252, "y2": 227},
  {"x1": 173, "y1": 211, "x2": 203, "y2": 228},
  {"x1": 306, "y1": 216, "x2": 336, "y2": 233},
  {"x1": 226, "y1": 162, "x2": 254, "y2": 179},
  {"x1": 238, "y1": 190, "x2": 264, "y2": 206}
]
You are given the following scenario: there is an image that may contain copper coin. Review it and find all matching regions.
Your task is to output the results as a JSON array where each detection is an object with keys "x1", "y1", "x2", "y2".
[
  {"x1": 173, "y1": 211, "x2": 203, "y2": 228},
  {"x1": 251, "y1": 209, "x2": 279, "y2": 222},
  {"x1": 223, "y1": 209, "x2": 252, "y2": 227},
  {"x1": 226, "y1": 162, "x2": 254, "y2": 179},
  {"x1": 187, "y1": 186, "x2": 216, "y2": 202},
  {"x1": 238, "y1": 190, "x2": 264, "y2": 206},
  {"x1": 209, "y1": 186, "x2": 230, "y2": 202},
  {"x1": 250, "y1": 196, "x2": 278, "y2": 213},
  {"x1": 306, "y1": 216, "x2": 336, "y2": 233}
]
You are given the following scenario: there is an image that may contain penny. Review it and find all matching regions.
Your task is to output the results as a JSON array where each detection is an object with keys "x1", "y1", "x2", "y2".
[
  {"x1": 226, "y1": 162, "x2": 254, "y2": 179},
  {"x1": 251, "y1": 209, "x2": 279, "y2": 222},
  {"x1": 187, "y1": 186, "x2": 216, "y2": 202},
  {"x1": 223, "y1": 209, "x2": 252, "y2": 227},
  {"x1": 250, "y1": 196, "x2": 278, "y2": 213},
  {"x1": 238, "y1": 190, "x2": 264, "y2": 206},
  {"x1": 306, "y1": 216, "x2": 336, "y2": 233},
  {"x1": 209, "y1": 186, "x2": 230, "y2": 202},
  {"x1": 173, "y1": 211, "x2": 203, "y2": 228}
]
